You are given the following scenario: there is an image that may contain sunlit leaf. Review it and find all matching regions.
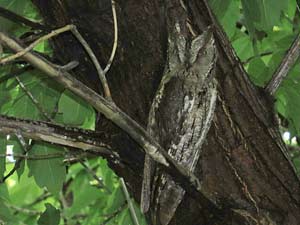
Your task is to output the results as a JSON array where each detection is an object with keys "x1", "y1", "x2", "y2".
[
  {"x1": 65, "y1": 170, "x2": 104, "y2": 217},
  {"x1": 55, "y1": 90, "x2": 95, "y2": 127},
  {"x1": 247, "y1": 57, "x2": 270, "y2": 86},
  {"x1": 27, "y1": 143, "x2": 66, "y2": 195},
  {"x1": 241, "y1": 0, "x2": 288, "y2": 36}
]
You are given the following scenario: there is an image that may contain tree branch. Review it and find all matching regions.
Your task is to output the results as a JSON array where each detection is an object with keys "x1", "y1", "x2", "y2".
[
  {"x1": 16, "y1": 76, "x2": 52, "y2": 121},
  {"x1": 103, "y1": 0, "x2": 118, "y2": 74},
  {"x1": 120, "y1": 178, "x2": 140, "y2": 225},
  {"x1": 0, "y1": 131, "x2": 30, "y2": 183},
  {"x1": 0, "y1": 6, "x2": 49, "y2": 31},
  {"x1": 0, "y1": 31, "x2": 168, "y2": 166},
  {"x1": 0, "y1": 65, "x2": 33, "y2": 83},
  {"x1": 0, "y1": 25, "x2": 73, "y2": 64},
  {"x1": 0, "y1": 115, "x2": 112, "y2": 155},
  {"x1": 265, "y1": 33, "x2": 300, "y2": 95},
  {"x1": 0, "y1": 31, "x2": 229, "y2": 223}
]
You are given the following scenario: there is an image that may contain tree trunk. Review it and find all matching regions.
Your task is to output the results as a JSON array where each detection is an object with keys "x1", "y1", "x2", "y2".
[{"x1": 31, "y1": 0, "x2": 300, "y2": 224}]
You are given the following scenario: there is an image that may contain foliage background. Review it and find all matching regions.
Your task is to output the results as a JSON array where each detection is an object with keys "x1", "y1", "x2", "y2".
[{"x1": 0, "y1": 0, "x2": 299, "y2": 224}]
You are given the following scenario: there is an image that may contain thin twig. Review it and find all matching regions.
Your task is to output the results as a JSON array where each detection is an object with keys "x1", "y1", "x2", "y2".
[
  {"x1": 70, "y1": 26, "x2": 112, "y2": 100},
  {"x1": 103, "y1": 0, "x2": 118, "y2": 74},
  {"x1": 7, "y1": 204, "x2": 42, "y2": 216},
  {"x1": 265, "y1": 33, "x2": 300, "y2": 95},
  {"x1": 0, "y1": 7, "x2": 49, "y2": 31},
  {"x1": 78, "y1": 158, "x2": 112, "y2": 193},
  {"x1": 0, "y1": 25, "x2": 73, "y2": 64},
  {"x1": 242, "y1": 51, "x2": 273, "y2": 65},
  {"x1": 16, "y1": 76, "x2": 53, "y2": 121},
  {"x1": 24, "y1": 190, "x2": 52, "y2": 208},
  {"x1": 0, "y1": 65, "x2": 33, "y2": 83},
  {"x1": 101, "y1": 203, "x2": 127, "y2": 225},
  {"x1": 0, "y1": 131, "x2": 29, "y2": 183},
  {"x1": 120, "y1": 178, "x2": 140, "y2": 225}
]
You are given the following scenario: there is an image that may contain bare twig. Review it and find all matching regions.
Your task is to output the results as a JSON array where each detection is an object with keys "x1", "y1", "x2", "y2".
[
  {"x1": 0, "y1": 131, "x2": 29, "y2": 183},
  {"x1": 0, "y1": 25, "x2": 73, "y2": 64},
  {"x1": 101, "y1": 203, "x2": 127, "y2": 225},
  {"x1": 103, "y1": 0, "x2": 118, "y2": 74},
  {"x1": 242, "y1": 51, "x2": 273, "y2": 65},
  {"x1": 120, "y1": 178, "x2": 140, "y2": 225},
  {"x1": 70, "y1": 26, "x2": 112, "y2": 100},
  {"x1": 0, "y1": 65, "x2": 33, "y2": 83},
  {"x1": 16, "y1": 76, "x2": 53, "y2": 121},
  {"x1": 7, "y1": 204, "x2": 42, "y2": 216},
  {"x1": 265, "y1": 33, "x2": 300, "y2": 95},
  {"x1": 0, "y1": 7, "x2": 49, "y2": 31},
  {"x1": 24, "y1": 190, "x2": 52, "y2": 208},
  {"x1": 78, "y1": 159, "x2": 112, "y2": 193}
]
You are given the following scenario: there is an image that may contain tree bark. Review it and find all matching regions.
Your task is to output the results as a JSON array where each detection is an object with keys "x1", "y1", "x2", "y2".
[{"x1": 30, "y1": 0, "x2": 300, "y2": 224}]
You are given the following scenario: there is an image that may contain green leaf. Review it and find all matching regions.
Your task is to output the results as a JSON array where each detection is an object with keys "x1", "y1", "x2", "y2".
[
  {"x1": 7, "y1": 138, "x2": 25, "y2": 179},
  {"x1": 103, "y1": 186, "x2": 125, "y2": 215},
  {"x1": 8, "y1": 163, "x2": 44, "y2": 206},
  {"x1": 6, "y1": 72, "x2": 62, "y2": 121},
  {"x1": 0, "y1": 200, "x2": 14, "y2": 224},
  {"x1": 65, "y1": 171, "x2": 104, "y2": 217},
  {"x1": 208, "y1": 0, "x2": 231, "y2": 19},
  {"x1": 117, "y1": 207, "x2": 132, "y2": 225},
  {"x1": 286, "y1": 0, "x2": 297, "y2": 19},
  {"x1": 0, "y1": 183, "x2": 14, "y2": 224},
  {"x1": 247, "y1": 57, "x2": 270, "y2": 86},
  {"x1": 232, "y1": 33, "x2": 254, "y2": 61},
  {"x1": 0, "y1": 136, "x2": 6, "y2": 180},
  {"x1": 27, "y1": 143, "x2": 66, "y2": 195},
  {"x1": 0, "y1": 0, "x2": 41, "y2": 36},
  {"x1": 218, "y1": 0, "x2": 240, "y2": 40},
  {"x1": 276, "y1": 65, "x2": 300, "y2": 137},
  {"x1": 55, "y1": 90, "x2": 95, "y2": 127},
  {"x1": 37, "y1": 203, "x2": 60, "y2": 225},
  {"x1": 0, "y1": 183, "x2": 10, "y2": 203},
  {"x1": 241, "y1": 0, "x2": 288, "y2": 36},
  {"x1": 241, "y1": 0, "x2": 261, "y2": 36}
]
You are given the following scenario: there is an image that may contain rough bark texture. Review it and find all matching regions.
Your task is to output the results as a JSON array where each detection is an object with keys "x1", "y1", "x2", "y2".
[{"x1": 31, "y1": 0, "x2": 300, "y2": 224}]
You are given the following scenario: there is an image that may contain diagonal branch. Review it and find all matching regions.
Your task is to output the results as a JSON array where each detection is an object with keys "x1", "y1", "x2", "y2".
[
  {"x1": 0, "y1": 65, "x2": 33, "y2": 83},
  {"x1": 0, "y1": 31, "x2": 229, "y2": 222},
  {"x1": 16, "y1": 76, "x2": 52, "y2": 121},
  {"x1": 0, "y1": 25, "x2": 73, "y2": 64},
  {"x1": 0, "y1": 6, "x2": 49, "y2": 31},
  {"x1": 265, "y1": 33, "x2": 300, "y2": 96},
  {"x1": 0, "y1": 31, "x2": 168, "y2": 166}
]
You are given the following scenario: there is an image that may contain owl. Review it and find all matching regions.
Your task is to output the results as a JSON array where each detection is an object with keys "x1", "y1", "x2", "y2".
[{"x1": 141, "y1": 22, "x2": 218, "y2": 225}]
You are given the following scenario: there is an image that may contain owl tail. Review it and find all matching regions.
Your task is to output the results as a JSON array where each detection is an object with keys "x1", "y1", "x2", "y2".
[{"x1": 155, "y1": 175, "x2": 185, "y2": 225}]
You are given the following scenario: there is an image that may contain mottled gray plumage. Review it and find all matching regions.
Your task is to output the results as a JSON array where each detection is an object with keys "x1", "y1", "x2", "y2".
[{"x1": 141, "y1": 22, "x2": 217, "y2": 225}]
